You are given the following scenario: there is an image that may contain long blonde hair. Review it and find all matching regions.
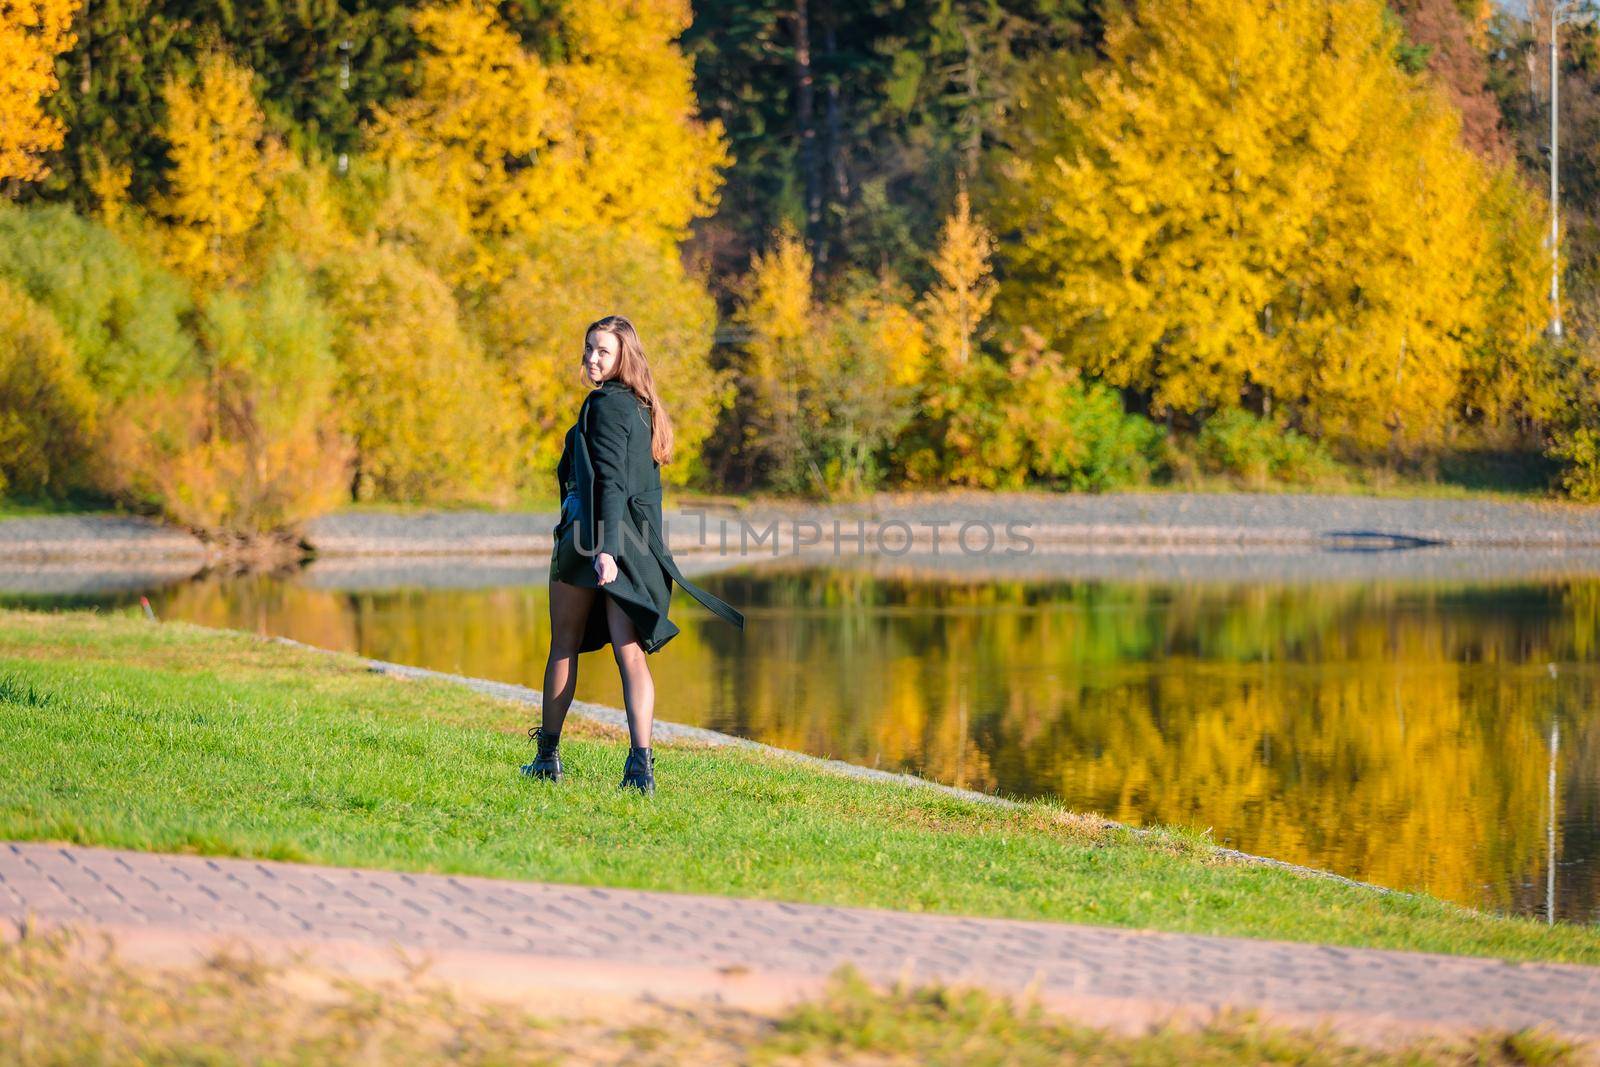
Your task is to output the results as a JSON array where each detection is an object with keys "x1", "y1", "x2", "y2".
[{"x1": 583, "y1": 314, "x2": 675, "y2": 465}]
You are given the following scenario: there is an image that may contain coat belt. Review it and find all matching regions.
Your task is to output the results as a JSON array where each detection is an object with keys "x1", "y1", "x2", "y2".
[{"x1": 628, "y1": 488, "x2": 746, "y2": 632}]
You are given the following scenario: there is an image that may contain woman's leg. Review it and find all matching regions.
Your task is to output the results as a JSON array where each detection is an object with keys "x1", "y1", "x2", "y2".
[
  {"x1": 604, "y1": 593, "x2": 654, "y2": 748},
  {"x1": 542, "y1": 579, "x2": 597, "y2": 738}
]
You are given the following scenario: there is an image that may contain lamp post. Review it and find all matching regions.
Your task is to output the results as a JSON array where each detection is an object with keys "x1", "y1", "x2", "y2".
[
  {"x1": 1546, "y1": 717, "x2": 1559, "y2": 924},
  {"x1": 1550, "y1": 2, "x2": 1562, "y2": 337},
  {"x1": 1542, "y1": 662, "x2": 1562, "y2": 925},
  {"x1": 337, "y1": 39, "x2": 353, "y2": 177},
  {"x1": 1494, "y1": 0, "x2": 1594, "y2": 338}
]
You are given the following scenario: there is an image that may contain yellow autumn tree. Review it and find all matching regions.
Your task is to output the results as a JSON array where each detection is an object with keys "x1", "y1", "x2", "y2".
[
  {"x1": 992, "y1": 0, "x2": 1543, "y2": 452},
  {"x1": 728, "y1": 233, "x2": 917, "y2": 497},
  {"x1": 366, "y1": 0, "x2": 551, "y2": 282},
  {"x1": 1457, "y1": 166, "x2": 1561, "y2": 442},
  {"x1": 0, "y1": 0, "x2": 79, "y2": 183},
  {"x1": 538, "y1": 0, "x2": 731, "y2": 246},
  {"x1": 356, "y1": 160, "x2": 480, "y2": 292},
  {"x1": 86, "y1": 151, "x2": 132, "y2": 228},
  {"x1": 368, "y1": 0, "x2": 730, "y2": 284},
  {"x1": 157, "y1": 52, "x2": 291, "y2": 284},
  {"x1": 735, "y1": 221, "x2": 817, "y2": 491},
  {"x1": 903, "y1": 187, "x2": 1012, "y2": 486},
  {"x1": 902, "y1": 184, "x2": 1164, "y2": 489},
  {"x1": 809, "y1": 274, "x2": 922, "y2": 496},
  {"x1": 873, "y1": 289, "x2": 931, "y2": 392},
  {"x1": 920, "y1": 186, "x2": 997, "y2": 373},
  {"x1": 476, "y1": 223, "x2": 728, "y2": 491},
  {"x1": 1273, "y1": 54, "x2": 1488, "y2": 450},
  {"x1": 323, "y1": 243, "x2": 519, "y2": 505}
]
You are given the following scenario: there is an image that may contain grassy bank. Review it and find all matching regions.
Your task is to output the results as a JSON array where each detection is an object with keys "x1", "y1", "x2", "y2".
[
  {"x1": 0, "y1": 932, "x2": 1575, "y2": 1066},
  {"x1": 0, "y1": 495, "x2": 123, "y2": 520},
  {"x1": 1, "y1": 608, "x2": 1597, "y2": 965}
]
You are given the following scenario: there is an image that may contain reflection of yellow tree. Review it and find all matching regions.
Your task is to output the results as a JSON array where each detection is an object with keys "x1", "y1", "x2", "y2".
[
  {"x1": 159, "y1": 575, "x2": 358, "y2": 654},
  {"x1": 1566, "y1": 582, "x2": 1600, "y2": 663},
  {"x1": 1037, "y1": 659, "x2": 1554, "y2": 911},
  {"x1": 1556, "y1": 710, "x2": 1597, "y2": 918}
]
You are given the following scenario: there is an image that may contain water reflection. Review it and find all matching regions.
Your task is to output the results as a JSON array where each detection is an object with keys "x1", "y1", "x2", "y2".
[{"x1": 3, "y1": 549, "x2": 1597, "y2": 923}]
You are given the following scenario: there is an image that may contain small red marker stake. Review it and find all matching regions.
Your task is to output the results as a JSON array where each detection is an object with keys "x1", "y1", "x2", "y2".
[{"x1": 139, "y1": 596, "x2": 157, "y2": 622}]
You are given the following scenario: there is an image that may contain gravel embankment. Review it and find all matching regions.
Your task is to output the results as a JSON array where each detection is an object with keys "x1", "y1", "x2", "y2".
[
  {"x1": 0, "y1": 515, "x2": 205, "y2": 562},
  {"x1": 730, "y1": 490, "x2": 1600, "y2": 547},
  {"x1": 303, "y1": 491, "x2": 1600, "y2": 554},
  {"x1": 7, "y1": 491, "x2": 1600, "y2": 564}
]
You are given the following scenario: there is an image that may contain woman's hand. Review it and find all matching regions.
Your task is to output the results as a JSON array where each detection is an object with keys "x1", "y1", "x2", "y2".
[{"x1": 594, "y1": 551, "x2": 618, "y2": 586}]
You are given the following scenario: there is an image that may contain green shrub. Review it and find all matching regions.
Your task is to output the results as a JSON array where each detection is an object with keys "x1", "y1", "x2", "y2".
[
  {"x1": 898, "y1": 341, "x2": 1165, "y2": 493},
  {"x1": 898, "y1": 355, "x2": 1026, "y2": 489},
  {"x1": 1005, "y1": 337, "x2": 1164, "y2": 491},
  {"x1": 0, "y1": 204, "x2": 196, "y2": 404},
  {"x1": 1549, "y1": 426, "x2": 1600, "y2": 502},
  {"x1": 1195, "y1": 408, "x2": 1339, "y2": 486},
  {"x1": 99, "y1": 257, "x2": 352, "y2": 538},
  {"x1": 321, "y1": 244, "x2": 518, "y2": 505},
  {"x1": 1049, "y1": 379, "x2": 1166, "y2": 491},
  {"x1": 0, "y1": 281, "x2": 99, "y2": 498}
]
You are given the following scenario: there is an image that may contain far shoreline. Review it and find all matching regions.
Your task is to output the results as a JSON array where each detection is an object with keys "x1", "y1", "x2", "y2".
[{"x1": 4, "y1": 488, "x2": 1600, "y2": 563}]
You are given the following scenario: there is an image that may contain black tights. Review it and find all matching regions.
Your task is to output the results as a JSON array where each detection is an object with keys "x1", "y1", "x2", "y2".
[{"x1": 542, "y1": 581, "x2": 654, "y2": 748}]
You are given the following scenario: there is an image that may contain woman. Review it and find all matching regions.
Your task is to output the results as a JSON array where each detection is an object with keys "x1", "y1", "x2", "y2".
[{"x1": 522, "y1": 315, "x2": 746, "y2": 794}]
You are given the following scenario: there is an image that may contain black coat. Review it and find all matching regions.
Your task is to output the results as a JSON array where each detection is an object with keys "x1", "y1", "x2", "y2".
[{"x1": 553, "y1": 377, "x2": 746, "y2": 654}]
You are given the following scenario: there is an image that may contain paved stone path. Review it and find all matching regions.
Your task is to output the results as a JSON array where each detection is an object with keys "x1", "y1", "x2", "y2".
[{"x1": 4, "y1": 842, "x2": 1597, "y2": 1048}]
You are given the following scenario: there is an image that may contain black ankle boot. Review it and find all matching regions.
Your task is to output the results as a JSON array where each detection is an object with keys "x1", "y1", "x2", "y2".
[
  {"x1": 520, "y1": 726, "x2": 563, "y2": 781},
  {"x1": 619, "y1": 746, "x2": 655, "y2": 795}
]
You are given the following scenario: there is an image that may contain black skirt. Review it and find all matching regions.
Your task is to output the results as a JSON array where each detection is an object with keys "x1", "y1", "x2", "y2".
[
  {"x1": 549, "y1": 479, "x2": 585, "y2": 585},
  {"x1": 549, "y1": 519, "x2": 599, "y2": 588}
]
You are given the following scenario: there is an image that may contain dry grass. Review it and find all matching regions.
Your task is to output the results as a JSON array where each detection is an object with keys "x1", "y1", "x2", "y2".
[{"x1": 0, "y1": 926, "x2": 1583, "y2": 1066}]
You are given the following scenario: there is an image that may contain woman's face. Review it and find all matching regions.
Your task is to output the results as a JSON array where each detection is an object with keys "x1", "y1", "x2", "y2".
[{"x1": 584, "y1": 330, "x2": 621, "y2": 385}]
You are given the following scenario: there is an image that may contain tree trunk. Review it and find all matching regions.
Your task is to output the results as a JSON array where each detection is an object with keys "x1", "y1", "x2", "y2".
[
  {"x1": 79, "y1": 0, "x2": 92, "y2": 96},
  {"x1": 793, "y1": 0, "x2": 820, "y2": 254},
  {"x1": 822, "y1": 4, "x2": 847, "y2": 269}
]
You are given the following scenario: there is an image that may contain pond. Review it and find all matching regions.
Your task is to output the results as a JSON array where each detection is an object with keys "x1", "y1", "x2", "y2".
[{"x1": 6, "y1": 546, "x2": 1596, "y2": 924}]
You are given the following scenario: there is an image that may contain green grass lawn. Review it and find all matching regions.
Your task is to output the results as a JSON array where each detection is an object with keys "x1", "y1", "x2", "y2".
[
  {"x1": 0, "y1": 494, "x2": 124, "y2": 519},
  {"x1": 1, "y1": 607, "x2": 1597, "y2": 966},
  {"x1": 334, "y1": 492, "x2": 560, "y2": 515},
  {"x1": 690, "y1": 476, "x2": 1578, "y2": 514}
]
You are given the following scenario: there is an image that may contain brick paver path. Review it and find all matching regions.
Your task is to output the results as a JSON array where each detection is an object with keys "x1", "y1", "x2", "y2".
[{"x1": 4, "y1": 843, "x2": 1598, "y2": 1046}]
